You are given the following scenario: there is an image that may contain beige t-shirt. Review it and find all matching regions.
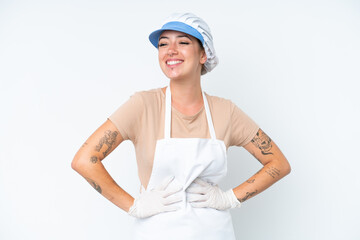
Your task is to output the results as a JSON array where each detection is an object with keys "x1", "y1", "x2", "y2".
[{"x1": 108, "y1": 87, "x2": 259, "y2": 188}]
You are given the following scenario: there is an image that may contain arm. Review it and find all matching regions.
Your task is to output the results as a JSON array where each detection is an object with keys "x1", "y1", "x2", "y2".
[
  {"x1": 232, "y1": 128, "x2": 291, "y2": 202},
  {"x1": 71, "y1": 119, "x2": 134, "y2": 212}
]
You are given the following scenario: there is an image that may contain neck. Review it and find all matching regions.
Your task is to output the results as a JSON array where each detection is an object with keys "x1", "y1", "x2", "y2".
[
  {"x1": 163, "y1": 75, "x2": 203, "y2": 115},
  {"x1": 170, "y1": 80, "x2": 202, "y2": 103}
]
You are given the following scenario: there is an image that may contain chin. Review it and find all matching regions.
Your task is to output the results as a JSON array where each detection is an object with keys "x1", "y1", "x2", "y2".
[
  {"x1": 161, "y1": 69, "x2": 183, "y2": 80},
  {"x1": 166, "y1": 72, "x2": 182, "y2": 80},
  {"x1": 163, "y1": 69, "x2": 199, "y2": 81}
]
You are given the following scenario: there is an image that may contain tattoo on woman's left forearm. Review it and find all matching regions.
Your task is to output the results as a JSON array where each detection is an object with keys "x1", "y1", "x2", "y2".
[
  {"x1": 265, "y1": 166, "x2": 280, "y2": 179},
  {"x1": 246, "y1": 179, "x2": 255, "y2": 184},
  {"x1": 240, "y1": 190, "x2": 258, "y2": 202}
]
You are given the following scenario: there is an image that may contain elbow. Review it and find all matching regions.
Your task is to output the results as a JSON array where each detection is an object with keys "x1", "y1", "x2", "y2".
[
  {"x1": 72, "y1": 152, "x2": 101, "y2": 175},
  {"x1": 282, "y1": 159, "x2": 291, "y2": 176},
  {"x1": 71, "y1": 158, "x2": 79, "y2": 171},
  {"x1": 71, "y1": 157, "x2": 81, "y2": 172},
  {"x1": 271, "y1": 157, "x2": 291, "y2": 178},
  {"x1": 71, "y1": 154, "x2": 88, "y2": 173}
]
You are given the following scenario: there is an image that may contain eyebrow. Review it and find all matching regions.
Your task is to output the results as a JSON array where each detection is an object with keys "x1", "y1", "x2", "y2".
[{"x1": 159, "y1": 35, "x2": 192, "y2": 41}]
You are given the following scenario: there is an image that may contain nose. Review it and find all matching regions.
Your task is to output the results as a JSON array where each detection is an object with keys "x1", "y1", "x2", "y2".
[{"x1": 167, "y1": 42, "x2": 178, "y2": 56}]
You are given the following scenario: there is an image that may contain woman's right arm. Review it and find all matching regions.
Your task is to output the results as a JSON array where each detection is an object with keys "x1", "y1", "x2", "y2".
[{"x1": 71, "y1": 119, "x2": 134, "y2": 212}]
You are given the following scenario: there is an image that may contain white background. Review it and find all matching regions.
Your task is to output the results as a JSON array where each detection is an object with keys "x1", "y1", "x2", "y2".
[{"x1": 1, "y1": 0, "x2": 359, "y2": 239}]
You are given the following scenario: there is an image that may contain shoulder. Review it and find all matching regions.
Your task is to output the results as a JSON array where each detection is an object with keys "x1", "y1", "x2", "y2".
[
  {"x1": 204, "y1": 92, "x2": 234, "y2": 112},
  {"x1": 127, "y1": 88, "x2": 164, "y2": 113},
  {"x1": 130, "y1": 87, "x2": 162, "y2": 104},
  {"x1": 204, "y1": 92, "x2": 253, "y2": 124},
  {"x1": 205, "y1": 92, "x2": 249, "y2": 114},
  {"x1": 134, "y1": 87, "x2": 162, "y2": 99},
  {"x1": 135, "y1": 87, "x2": 161, "y2": 96},
  {"x1": 205, "y1": 92, "x2": 231, "y2": 103}
]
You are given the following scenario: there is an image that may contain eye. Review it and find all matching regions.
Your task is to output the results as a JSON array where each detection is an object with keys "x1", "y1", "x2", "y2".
[
  {"x1": 158, "y1": 43, "x2": 167, "y2": 47},
  {"x1": 180, "y1": 42, "x2": 190, "y2": 45}
]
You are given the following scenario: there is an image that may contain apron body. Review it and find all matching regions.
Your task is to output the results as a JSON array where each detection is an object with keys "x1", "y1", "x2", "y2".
[{"x1": 132, "y1": 86, "x2": 236, "y2": 240}]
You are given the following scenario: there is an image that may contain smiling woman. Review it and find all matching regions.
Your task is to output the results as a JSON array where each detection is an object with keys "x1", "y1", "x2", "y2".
[
  {"x1": 71, "y1": 12, "x2": 290, "y2": 240},
  {"x1": 157, "y1": 31, "x2": 207, "y2": 80}
]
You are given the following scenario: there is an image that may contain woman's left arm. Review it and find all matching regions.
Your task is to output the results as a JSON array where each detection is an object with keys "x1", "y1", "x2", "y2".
[{"x1": 233, "y1": 128, "x2": 291, "y2": 202}]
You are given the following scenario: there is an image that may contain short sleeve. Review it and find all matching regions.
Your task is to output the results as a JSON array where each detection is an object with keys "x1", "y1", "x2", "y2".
[
  {"x1": 229, "y1": 101, "x2": 259, "y2": 147},
  {"x1": 108, "y1": 92, "x2": 144, "y2": 143}
]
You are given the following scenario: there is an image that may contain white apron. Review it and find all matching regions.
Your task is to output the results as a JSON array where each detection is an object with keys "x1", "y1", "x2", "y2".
[{"x1": 132, "y1": 86, "x2": 236, "y2": 240}]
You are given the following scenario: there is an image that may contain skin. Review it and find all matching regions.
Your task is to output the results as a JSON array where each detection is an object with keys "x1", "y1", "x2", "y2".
[
  {"x1": 72, "y1": 121, "x2": 133, "y2": 211},
  {"x1": 235, "y1": 129, "x2": 291, "y2": 202},
  {"x1": 71, "y1": 29, "x2": 291, "y2": 213}
]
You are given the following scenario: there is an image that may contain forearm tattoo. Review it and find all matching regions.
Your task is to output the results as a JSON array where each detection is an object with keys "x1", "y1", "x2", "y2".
[
  {"x1": 95, "y1": 130, "x2": 118, "y2": 157},
  {"x1": 240, "y1": 190, "x2": 258, "y2": 202},
  {"x1": 251, "y1": 129, "x2": 273, "y2": 155},
  {"x1": 248, "y1": 168, "x2": 264, "y2": 183},
  {"x1": 246, "y1": 179, "x2": 255, "y2": 184},
  {"x1": 86, "y1": 178, "x2": 102, "y2": 194},
  {"x1": 265, "y1": 166, "x2": 280, "y2": 179}
]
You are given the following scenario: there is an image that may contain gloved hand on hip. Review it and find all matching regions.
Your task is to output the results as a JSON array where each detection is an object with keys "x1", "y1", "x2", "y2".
[
  {"x1": 128, "y1": 176, "x2": 183, "y2": 218},
  {"x1": 186, "y1": 178, "x2": 241, "y2": 210}
]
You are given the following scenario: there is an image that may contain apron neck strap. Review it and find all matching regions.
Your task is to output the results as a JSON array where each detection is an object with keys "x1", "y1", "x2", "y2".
[
  {"x1": 164, "y1": 86, "x2": 172, "y2": 139},
  {"x1": 165, "y1": 85, "x2": 217, "y2": 140}
]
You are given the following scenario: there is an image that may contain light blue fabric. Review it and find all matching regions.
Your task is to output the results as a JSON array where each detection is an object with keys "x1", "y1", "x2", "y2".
[{"x1": 149, "y1": 21, "x2": 204, "y2": 48}]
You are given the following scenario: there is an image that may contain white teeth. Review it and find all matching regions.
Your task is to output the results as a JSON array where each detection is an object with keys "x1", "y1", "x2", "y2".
[{"x1": 167, "y1": 60, "x2": 183, "y2": 65}]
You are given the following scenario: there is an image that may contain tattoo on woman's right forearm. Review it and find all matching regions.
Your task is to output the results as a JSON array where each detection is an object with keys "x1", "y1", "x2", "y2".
[{"x1": 85, "y1": 178, "x2": 102, "y2": 194}]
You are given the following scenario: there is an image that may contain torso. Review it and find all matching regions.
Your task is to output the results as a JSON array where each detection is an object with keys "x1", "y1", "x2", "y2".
[{"x1": 108, "y1": 87, "x2": 259, "y2": 189}]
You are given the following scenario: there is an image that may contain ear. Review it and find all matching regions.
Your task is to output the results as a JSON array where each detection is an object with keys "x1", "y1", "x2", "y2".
[{"x1": 200, "y1": 49, "x2": 207, "y2": 64}]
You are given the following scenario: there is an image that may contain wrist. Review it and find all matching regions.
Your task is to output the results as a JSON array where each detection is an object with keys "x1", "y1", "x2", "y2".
[
  {"x1": 127, "y1": 197, "x2": 136, "y2": 214},
  {"x1": 226, "y1": 189, "x2": 241, "y2": 209}
]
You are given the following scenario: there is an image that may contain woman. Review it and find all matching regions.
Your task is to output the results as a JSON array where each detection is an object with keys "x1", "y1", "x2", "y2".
[{"x1": 72, "y1": 13, "x2": 291, "y2": 239}]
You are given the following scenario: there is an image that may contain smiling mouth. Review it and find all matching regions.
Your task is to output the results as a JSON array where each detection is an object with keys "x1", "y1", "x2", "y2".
[{"x1": 166, "y1": 60, "x2": 183, "y2": 66}]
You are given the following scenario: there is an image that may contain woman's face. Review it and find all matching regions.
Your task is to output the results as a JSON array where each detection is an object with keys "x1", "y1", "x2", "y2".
[{"x1": 157, "y1": 30, "x2": 207, "y2": 80}]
